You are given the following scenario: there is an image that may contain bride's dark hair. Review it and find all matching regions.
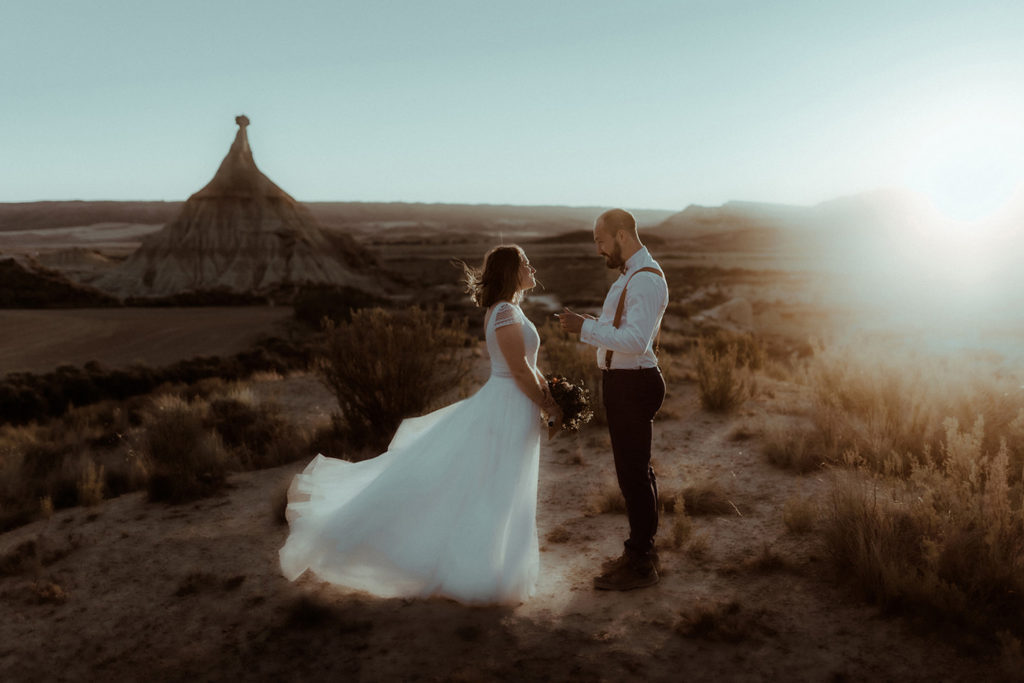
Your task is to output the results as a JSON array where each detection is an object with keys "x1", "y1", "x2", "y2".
[{"x1": 460, "y1": 245, "x2": 526, "y2": 308}]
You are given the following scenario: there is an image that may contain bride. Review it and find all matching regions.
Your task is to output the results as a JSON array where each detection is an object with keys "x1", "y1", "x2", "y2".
[{"x1": 279, "y1": 244, "x2": 562, "y2": 605}]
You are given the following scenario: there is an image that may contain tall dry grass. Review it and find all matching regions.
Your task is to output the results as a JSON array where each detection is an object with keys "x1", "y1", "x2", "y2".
[
  {"x1": 800, "y1": 340, "x2": 1024, "y2": 638},
  {"x1": 317, "y1": 305, "x2": 472, "y2": 452},
  {"x1": 141, "y1": 395, "x2": 232, "y2": 503},
  {"x1": 799, "y1": 342, "x2": 1024, "y2": 475},
  {"x1": 694, "y1": 338, "x2": 753, "y2": 412},
  {"x1": 0, "y1": 380, "x2": 312, "y2": 526}
]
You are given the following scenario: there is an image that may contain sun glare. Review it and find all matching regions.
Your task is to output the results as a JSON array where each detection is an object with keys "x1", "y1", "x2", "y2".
[
  {"x1": 905, "y1": 108, "x2": 1024, "y2": 225},
  {"x1": 889, "y1": 101, "x2": 1024, "y2": 315}
]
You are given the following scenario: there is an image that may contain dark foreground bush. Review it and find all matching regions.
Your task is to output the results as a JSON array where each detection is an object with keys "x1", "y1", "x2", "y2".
[
  {"x1": 143, "y1": 396, "x2": 232, "y2": 503},
  {"x1": 0, "y1": 336, "x2": 312, "y2": 427},
  {"x1": 208, "y1": 395, "x2": 305, "y2": 469},
  {"x1": 318, "y1": 306, "x2": 471, "y2": 452}
]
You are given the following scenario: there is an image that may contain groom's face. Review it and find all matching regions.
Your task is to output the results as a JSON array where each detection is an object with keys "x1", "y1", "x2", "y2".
[{"x1": 594, "y1": 223, "x2": 624, "y2": 270}]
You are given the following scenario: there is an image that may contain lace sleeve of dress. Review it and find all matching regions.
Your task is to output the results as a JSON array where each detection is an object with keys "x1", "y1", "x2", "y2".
[{"x1": 492, "y1": 303, "x2": 520, "y2": 329}]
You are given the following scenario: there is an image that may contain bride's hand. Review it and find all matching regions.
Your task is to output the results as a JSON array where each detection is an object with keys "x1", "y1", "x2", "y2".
[{"x1": 546, "y1": 406, "x2": 563, "y2": 440}]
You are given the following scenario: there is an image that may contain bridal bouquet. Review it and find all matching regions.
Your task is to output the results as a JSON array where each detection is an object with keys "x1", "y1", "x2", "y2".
[{"x1": 545, "y1": 375, "x2": 594, "y2": 433}]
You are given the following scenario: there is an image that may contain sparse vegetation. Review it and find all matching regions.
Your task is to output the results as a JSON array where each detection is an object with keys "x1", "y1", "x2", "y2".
[
  {"x1": 142, "y1": 395, "x2": 232, "y2": 503},
  {"x1": 76, "y1": 461, "x2": 105, "y2": 507},
  {"x1": 0, "y1": 379, "x2": 313, "y2": 528},
  {"x1": 694, "y1": 338, "x2": 752, "y2": 412},
  {"x1": 666, "y1": 502, "x2": 693, "y2": 549},
  {"x1": 680, "y1": 480, "x2": 740, "y2": 517},
  {"x1": 317, "y1": 305, "x2": 472, "y2": 451},
  {"x1": 782, "y1": 494, "x2": 817, "y2": 533},
  {"x1": 762, "y1": 425, "x2": 824, "y2": 473},
  {"x1": 799, "y1": 342, "x2": 1024, "y2": 476},
  {"x1": 0, "y1": 336, "x2": 311, "y2": 427},
  {"x1": 822, "y1": 418, "x2": 1024, "y2": 637},
  {"x1": 545, "y1": 526, "x2": 571, "y2": 544}
]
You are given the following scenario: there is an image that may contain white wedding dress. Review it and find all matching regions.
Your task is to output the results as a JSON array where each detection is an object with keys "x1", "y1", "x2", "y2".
[{"x1": 279, "y1": 301, "x2": 541, "y2": 604}]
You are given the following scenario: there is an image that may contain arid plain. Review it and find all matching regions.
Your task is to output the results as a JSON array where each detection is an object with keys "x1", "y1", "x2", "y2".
[{"x1": 1, "y1": 201, "x2": 1023, "y2": 681}]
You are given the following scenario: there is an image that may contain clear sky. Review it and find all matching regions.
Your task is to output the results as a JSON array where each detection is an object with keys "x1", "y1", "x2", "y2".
[{"x1": 3, "y1": 0, "x2": 1023, "y2": 214}]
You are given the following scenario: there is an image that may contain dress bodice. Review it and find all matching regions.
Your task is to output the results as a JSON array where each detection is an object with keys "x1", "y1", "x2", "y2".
[{"x1": 485, "y1": 302, "x2": 539, "y2": 377}]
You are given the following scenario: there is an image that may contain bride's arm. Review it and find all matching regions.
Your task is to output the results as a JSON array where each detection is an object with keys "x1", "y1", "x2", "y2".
[{"x1": 495, "y1": 324, "x2": 557, "y2": 413}]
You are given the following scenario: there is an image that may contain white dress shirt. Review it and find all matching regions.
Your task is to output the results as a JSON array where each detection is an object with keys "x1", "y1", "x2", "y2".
[{"x1": 580, "y1": 247, "x2": 669, "y2": 370}]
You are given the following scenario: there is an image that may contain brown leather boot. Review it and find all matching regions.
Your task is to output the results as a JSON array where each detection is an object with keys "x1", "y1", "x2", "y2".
[
  {"x1": 593, "y1": 555, "x2": 659, "y2": 591},
  {"x1": 600, "y1": 549, "x2": 661, "y2": 573}
]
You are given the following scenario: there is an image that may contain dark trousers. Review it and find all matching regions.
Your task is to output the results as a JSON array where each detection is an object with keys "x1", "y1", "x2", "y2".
[{"x1": 602, "y1": 367, "x2": 666, "y2": 558}]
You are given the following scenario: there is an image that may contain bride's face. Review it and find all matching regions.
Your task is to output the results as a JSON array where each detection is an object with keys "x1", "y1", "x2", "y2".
[{"x1": 517, "y1": 254, "x2": 537, "y2": 291}]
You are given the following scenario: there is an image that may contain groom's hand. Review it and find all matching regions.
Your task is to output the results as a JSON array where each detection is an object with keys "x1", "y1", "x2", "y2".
[{"x1": 557, "y1": 307, "x2": 586, "y2": 335}]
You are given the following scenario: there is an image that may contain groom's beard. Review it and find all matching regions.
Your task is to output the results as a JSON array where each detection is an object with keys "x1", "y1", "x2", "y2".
[{"x1": 602, "y1": 244, "x2": 624, "y2": 271}]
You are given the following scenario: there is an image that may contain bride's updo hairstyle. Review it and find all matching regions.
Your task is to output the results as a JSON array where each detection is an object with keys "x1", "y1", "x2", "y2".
[{"x1": 462, "y1": 245, "x2": 526, "y2": 308}]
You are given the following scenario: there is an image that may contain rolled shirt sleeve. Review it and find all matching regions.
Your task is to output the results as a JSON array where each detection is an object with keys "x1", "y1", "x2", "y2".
[{"x1": 580, "y1": 272, "x2": 668, "y2": 367}]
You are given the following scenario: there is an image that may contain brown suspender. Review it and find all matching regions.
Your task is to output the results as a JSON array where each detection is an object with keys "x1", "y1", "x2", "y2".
[{"x1": 604, "y1": 266, "x2": 665, "y2": 369}]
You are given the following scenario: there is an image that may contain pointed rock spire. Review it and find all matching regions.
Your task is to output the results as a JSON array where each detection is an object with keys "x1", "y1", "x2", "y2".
[
  {"x1": 191, "y1": 115, "x2": 293, "y2": 202},
  {"x1": 94, "y1": 116, "x2": 381, "y2": 298}
]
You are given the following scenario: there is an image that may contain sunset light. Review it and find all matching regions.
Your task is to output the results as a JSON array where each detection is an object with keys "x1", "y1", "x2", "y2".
[{"x1": 4, "y1": 2, "x2": 1024, "y2": 679}]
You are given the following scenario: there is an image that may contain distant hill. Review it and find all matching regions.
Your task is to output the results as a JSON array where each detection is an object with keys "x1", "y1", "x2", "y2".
[
  {"x1": 530, "y1": 230, "x2": 666, "y2": 246},
  {"x1": 0, "y1": 201, "x2": 181, "y2": 232},
  {"x1": 0, "y1": 256, "x2": 119, "y2": 308},
  {"x1": 0, "y1": 201, "x2": 675, "y2": 234},
  {"x1": 649, "y1": 190, "x2": 941, "y2": 253}
]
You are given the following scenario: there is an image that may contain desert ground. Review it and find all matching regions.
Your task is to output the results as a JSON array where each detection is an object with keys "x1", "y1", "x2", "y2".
[
  {"x1": 3, "y1": 370, "x2": 1010, "y2": 682},
  {"x1": 1, "y1": 210, "x2": 1022, "y2": 681}
]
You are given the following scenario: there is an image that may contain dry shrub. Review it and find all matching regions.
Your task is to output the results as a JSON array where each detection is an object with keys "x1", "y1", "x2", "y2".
[
  {"x1": 586, "y1": 479, "x2": 626, "y2": 515},
  {"x1": 763, "y1": 425, "x2": 824, "y2": 473},
  {"x1": 674, "y1": 600, "x2": 764, "y2": 642},
  {"x1": 743, "y1": 544, "x2": 792, "y2": 574},
  {"x1": 539, "y1": 320, "x2": 604, "y2": 424},
  {"x1": 207, "y1": 394, "x2": 305, "y2": 469},
  {"x1": 76, "y1": 461, "x2": 104, "y2": 507},
  {"x1": 30, "y1": 579, "x2": 68, "y2": 605},
  {"x1": 686, "y1": 532, "x2": 711, "y2": 560},
  {"x1": 728, "y1": 420, "x2": 759, "y2": 442},
  {"x1": 142, "y1": 395, "x2": 232, "y2": 503},
  {"x1": 694, "y1": 339, "x2": 751, "y2": 412},
  {"x1": 545, "y1": 525, "x2": 571, "y2": 544},
  {"x1": 666, "y1": 506, "x2": 693, "y2": 549},
  {"x1": 782, "y1": 494, "x2": 817, "y2": 534},
  {"x1": 802, "y1": 341, "x2": 1024, "y2": 476},
  {"x1": 701, "y1": 329, "x2": 764, "y2": 371},
  {"x1": 308, "y1": 415, "x2": 377, "y2": 463},
  {"x1": 822, "y1": 418, "x2": 1024, "y2": 635},
  {"x1": 318, "y1": 306, "x2": 472, "y2": 452},
  {"x1": 683, "y1": 481, "x2": 739, "y2": 516}
]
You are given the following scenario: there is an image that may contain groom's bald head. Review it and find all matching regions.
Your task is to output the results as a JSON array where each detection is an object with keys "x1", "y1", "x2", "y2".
[{"x1": 595, "y1": 209, "x2": 639, "y2": 241}]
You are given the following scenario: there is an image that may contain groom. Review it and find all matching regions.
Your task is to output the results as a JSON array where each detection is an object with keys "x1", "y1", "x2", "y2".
[{"x1": 559, "y1": 208, "x2": 668, "y2": 591}]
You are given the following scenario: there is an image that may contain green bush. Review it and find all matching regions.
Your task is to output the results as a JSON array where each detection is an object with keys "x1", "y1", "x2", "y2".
[{"x1": 317, "y1": 305, "x2": 472, "y2": 452}]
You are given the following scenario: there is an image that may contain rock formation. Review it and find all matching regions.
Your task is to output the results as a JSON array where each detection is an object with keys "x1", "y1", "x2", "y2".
[{"x1": 96, "y1": 116, "x2": 378, "y2": 297}]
